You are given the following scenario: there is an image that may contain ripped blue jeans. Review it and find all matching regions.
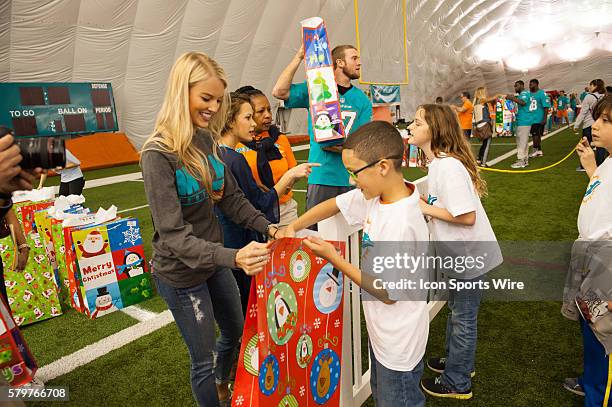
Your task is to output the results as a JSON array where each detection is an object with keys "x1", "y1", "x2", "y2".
[{"x1": 153, "y1": 268, "x2": 244, "y2": 407}]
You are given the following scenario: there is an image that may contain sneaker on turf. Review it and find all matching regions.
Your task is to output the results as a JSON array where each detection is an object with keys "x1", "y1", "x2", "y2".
[
  {"x1": 511, "y1": 160, "x2": 528, "y2": 169},
  {"x1": 530, "y1": 150, "x2": 543, "y2": 157},
  {"x1": 421, "y1": 376, "x2": 472, "y2": 400},
  {"x1": 427, "y1": 357, "x2": 475, "y2": 377},
  {"x1": 576, "y1": 167, "x2": 586, "y2": 172},
  {"x1": 563, "y1": 377, "x2": 585, "y2": 396}
]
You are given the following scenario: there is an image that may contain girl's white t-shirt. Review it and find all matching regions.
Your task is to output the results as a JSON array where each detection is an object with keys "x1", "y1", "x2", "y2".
[
  {"x1": 426, "y1": 156, "x2": 502, "y2": 278},
  {"x1": 335, "y1": 183, "x2": 429, "y2": 371},
  {"x1": 578, "y1": 157, "x2": 612, "y2": 240}
]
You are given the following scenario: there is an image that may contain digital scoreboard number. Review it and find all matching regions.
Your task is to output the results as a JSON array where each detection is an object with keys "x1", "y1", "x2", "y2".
[{"x1": 0, "y1": 82, "x2": 119, "y2": 137}]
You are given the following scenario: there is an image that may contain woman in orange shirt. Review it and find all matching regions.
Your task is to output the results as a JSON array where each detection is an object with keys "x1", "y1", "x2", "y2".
[
  {"x1": 451, "y1": 91, "x2": 474, "y2": 139},
  {"x1": 235, "y1": 86, "x2": 301, "y2": 224}
]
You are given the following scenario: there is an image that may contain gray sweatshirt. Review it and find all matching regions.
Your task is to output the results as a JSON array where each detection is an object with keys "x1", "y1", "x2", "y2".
[
  {"x1": 141, "y1": 128, "x2": 270, "y2": 288},
  {"x1": 575, "y1": 92, "x2": 603, "y2": 129}
]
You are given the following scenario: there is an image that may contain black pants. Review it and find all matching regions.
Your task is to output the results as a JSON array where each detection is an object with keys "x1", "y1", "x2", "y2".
[
  {"x1": 530, "y1": 123, "x2": 544, "y2": 150},
  {"x1": 59, "y1": 177, "x2": 85, "y2": 196},
  {"x1": 477, "y1": 137, "x2": 492, "y2": 163}
]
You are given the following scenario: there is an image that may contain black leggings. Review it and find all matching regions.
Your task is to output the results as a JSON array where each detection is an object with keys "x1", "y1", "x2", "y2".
[{"x1": 478, "y1": 138, "x2": 492, "y2": 163}]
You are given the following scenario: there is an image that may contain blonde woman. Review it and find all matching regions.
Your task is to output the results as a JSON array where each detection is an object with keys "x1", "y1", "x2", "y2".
[
  {"x1": 472, "y1": 87, "x2": 496, "y2": 165},
  {"x1": 141, "y1": 52, "x2": 277, "y2": 407}
]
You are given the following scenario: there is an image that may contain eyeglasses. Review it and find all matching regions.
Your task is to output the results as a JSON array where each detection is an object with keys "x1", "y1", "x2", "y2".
[{"x1": 347, "y1": 155, "x2": 403, "y2": 180}]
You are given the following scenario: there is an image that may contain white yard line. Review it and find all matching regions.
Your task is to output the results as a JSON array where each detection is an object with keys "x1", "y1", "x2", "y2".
[
  {"x1": 35, "y1": 310, "x2": 174, "y2": 383},
  {"x1": 291, "y1": 144, "x2": 310, "y2": 152},
  {"x1": 117, "y1": 204, "x2": 149, "y2": 214},
  {"x1": 120, "y1": 305, "x2": 158, "y2": 322}
]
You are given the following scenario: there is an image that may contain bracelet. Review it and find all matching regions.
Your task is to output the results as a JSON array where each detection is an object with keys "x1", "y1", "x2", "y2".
[
  {"x1": 18, "y1": 243, "x2": 29, "y2": 251},
  {"x1": 266, "y1": 224, "x2": 280, "y2": 239}
]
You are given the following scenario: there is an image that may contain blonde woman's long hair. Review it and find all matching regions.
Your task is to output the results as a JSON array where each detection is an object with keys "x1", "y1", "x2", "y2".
[
  {"x1": 419, "y1": 104, "x2": 487, "y2": 196},
  {"x1": 473, "y1": 86, "x2": 487, "y2": 105},
  {"x1": 142, "y1": 52, "x2": 230, "y2": 200}
]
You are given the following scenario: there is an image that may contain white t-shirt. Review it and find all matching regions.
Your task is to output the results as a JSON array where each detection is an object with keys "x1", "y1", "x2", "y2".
[
  {"x1": 335, "y1": 183, "x2": 429, "y2": 371},
  {"x1": 578, "y1": 157, "x2": 612, "y2": 240},
  {"x1": 56, "y1": 149, "x2": 83, "y2": 183},
  {"x1": 426, "y1": 156, "x2": 502, "y2": 278}
]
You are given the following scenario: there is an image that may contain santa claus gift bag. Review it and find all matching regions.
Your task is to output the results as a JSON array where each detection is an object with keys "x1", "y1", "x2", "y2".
[
  {"x1": 71, "y1": 217, "x2": 151, "y2": 319},
  {"x1": 232, "y1": 237, "x2": 345, "y2": 407},
  {"x1": 0, "y1": 296, "x2": 37, "y2": 386}
]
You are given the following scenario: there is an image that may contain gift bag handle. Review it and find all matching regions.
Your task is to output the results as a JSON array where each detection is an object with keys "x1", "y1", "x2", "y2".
[{"x1": 8, "y1": 223, "x2": 18, "y2": 272}]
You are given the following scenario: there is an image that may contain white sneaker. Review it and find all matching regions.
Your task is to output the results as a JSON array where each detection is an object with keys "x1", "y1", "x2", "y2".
[
  {"x1": 530, "y1": 150, "x2": 543, "y2": 157},
  {"x1": 511, "y1": 160, "x2": 528, "y2": 169}
]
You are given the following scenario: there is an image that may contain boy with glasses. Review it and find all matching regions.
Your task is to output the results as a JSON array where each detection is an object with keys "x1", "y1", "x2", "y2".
[{"x1": 283, "y1": 121, "x2": 430, "y2": 406}]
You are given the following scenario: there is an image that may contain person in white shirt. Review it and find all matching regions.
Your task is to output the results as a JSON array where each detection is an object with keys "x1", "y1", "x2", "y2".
[
  {"x1": 562, "y1": 95, "x2": 612, "y2": 404},
  {"x1": 283, "y1": 121, "x2": 430, "y2": 407},
  {"x1": 408, "y1": 104, "x2": 502, "y2": 400},
  {"x1": 56, "y1": 149, "x2": 84, "y2": 196}
]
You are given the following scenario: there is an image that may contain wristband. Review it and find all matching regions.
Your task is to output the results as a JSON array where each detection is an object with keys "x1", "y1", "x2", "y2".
[
  {"x1": 18, "y1": 243, "x2": 29, "y2": 251},
  {"x1": 0, "y1": 193, "x2": 12, "y2": 209}
]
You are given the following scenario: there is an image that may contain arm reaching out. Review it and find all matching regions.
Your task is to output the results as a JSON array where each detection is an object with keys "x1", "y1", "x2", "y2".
[
  {"x1": 281, "y1": 197, "x2": 340, "y2": 237},
  {"x1": 272, "y1": 46, "x2": 304, "y2": 101}
]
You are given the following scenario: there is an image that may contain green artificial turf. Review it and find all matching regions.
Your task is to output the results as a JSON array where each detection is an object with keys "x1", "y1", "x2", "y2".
[
  {"x1": 81, "y1": 182, "x2": 148, "y2": 214},
  {"x1": 29, "y1": 127, "x2": 589, "y2": 406},
  {"x1": 21, "y1": 308, "x2": 138, "y2": 367},
  {"x1": 135, "y1": 295, "x2": 168, "y2": 313},
  {"x1": 44, "y1": 164, "x2": 141, "y2": 187},
  {"x1": 30, "y1": 324, "x2": 196, "y2": 407}
]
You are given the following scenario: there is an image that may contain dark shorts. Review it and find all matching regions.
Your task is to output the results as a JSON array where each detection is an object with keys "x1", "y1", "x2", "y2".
[
  {"x1": 59, "y1": 177, "x2": 85, "y2": 196},
  {"x1": 530, "y1": 123, "x2": 544, "y2": 137}
]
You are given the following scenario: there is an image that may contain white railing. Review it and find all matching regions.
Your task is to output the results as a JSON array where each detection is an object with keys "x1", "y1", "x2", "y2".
[{"x1": 317, "y1": 178, "x2": 446, "y2": 407}]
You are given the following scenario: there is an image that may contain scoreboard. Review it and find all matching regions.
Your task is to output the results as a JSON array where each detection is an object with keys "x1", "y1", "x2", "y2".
[{"x1": 0, "y1": 82, "x2": 118, "y2": 137}]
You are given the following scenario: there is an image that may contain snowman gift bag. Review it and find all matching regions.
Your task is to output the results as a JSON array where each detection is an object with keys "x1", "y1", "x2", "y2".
[
  {"x1": 232, "y1": 237, "x2": 345, "y2": 407},
  {"x1": 301, "y1": 17, "x2": 346, "y2": 146},
  {"x1": 71, "y1": 217, "x2": 151, "y2": 319}
]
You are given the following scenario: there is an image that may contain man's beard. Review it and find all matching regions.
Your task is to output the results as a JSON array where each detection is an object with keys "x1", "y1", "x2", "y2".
[{"x1": 343, "y1": 66, "x2": 360, "y2": 80}]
